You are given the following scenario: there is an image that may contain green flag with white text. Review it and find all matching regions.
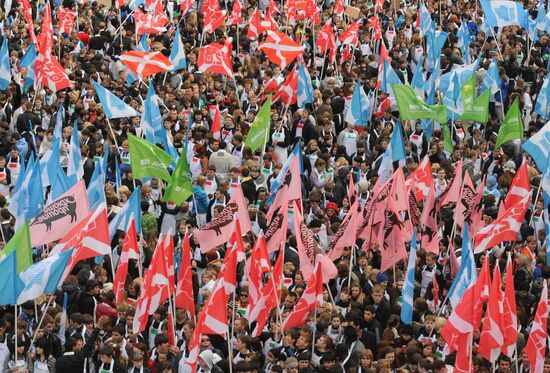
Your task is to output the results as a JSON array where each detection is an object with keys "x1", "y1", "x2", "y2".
[
  {"x1": 128, "y1": 134, "x2": 173, "y2": 182},
  {"x1": 461, "y1": 89, "x2": 490, "y2": 123},
  {"x1": 245, "y1": 95, "x2": 272, "y2": 152},
  {"x1": 393, "y1": 85, "x2": 447, "y2": 124},
  {"x1": 461, "y1": 73, "x2": 476, "y2": 113},
  {"x1": 0, "y1": 221, "x2": 32, "y2": 274},
  {"x1": 164, "y1": 149, "x2": 193, "y2": 205},
  {"x1": 495, "y1": 98, "x2": 524, "y2": 149},
  {"x1": 441, "y1": 122, "x2": 454, "y2": 153}
]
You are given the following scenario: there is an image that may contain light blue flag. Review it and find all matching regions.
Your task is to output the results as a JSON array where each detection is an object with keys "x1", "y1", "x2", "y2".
[
  {"x1": 27, "y1": 157, "x2": 44, "y2": 220},
  {"x1": 411, "y1": 56, "x2": 425, "y2": 95},
  {"x1": 380, "y1": 59, "x2": 402, "y2": 95},
  {"x1": 88, "y1": 161, "x2": 106, "y2": 210},
  {"x1": 297, "y1": 62, "x2": 313, "y2": 108},
  {"x1": 141, "y1": 82, "x2": 169, "y2": 146},
  {"x1": 536, "y1": 9, "x2": 550, "y2": 34},
  {"x1": 390, "y1": 121, "x2": 406, "y2": 163},
  {"x1": 534, "y1": 75, "x2": 549, "y2": 119},
  {"x1": 542, "y1": 158, "x2": 550, "y2": 266},
  {"x1": 170, "y1": 26, "x2": 187, "y2": 71},
  {"x1": 426, "y1": 24, "x2": 448, "y2": 71},
  {"x1": 448, "y1": 222, "x2": 477, "y2": 308},
  {"x1": 266, "y1": 143, "x2": 302, "y2": 205},
  {"x1": 108, "y1": 186, "x2": 142, "y2": 238},
  {"x1": 401, "y1": 229, "x2": 417, "y2": 324},
  {"x1": 420, "y1": 82, "x2": 436, "y2": 141},
  {"x1": 0, "y1": 251, "x2": 24, "y2": 306},
  {"x1": 480, "y1": 0, "x2": 527, "y2": 28},
  {"x1": 137, "y1": 33, "x2": 149, "y2": 52},
  {"x1": 67, "y1": 121, "x2": 84, "y2": 181},
  {"x1": 40, "y1": 109, "x2": 63, "y2": 187},
  {"x1": 23, "y1": 64, "x2": 35, "y2": 92},
  {"x1": 126, "y1": 71, "x2": 138, "y2": 87},
  {"x1": 115, "y1": 157, "x2": 121, "y2": 194},
  {"x1": 522, "y1": 120, "x2": 550, "y2": 171},
  {"x1": 457, "y1": 20, "x2": 471, "y2": 63},
  {"x1": 481, "y1": 58, "x2": 501, "y2": 96},
  {"x1": 92, "y1": 81, "x2": 141, "y2": 119},
  {"x1": 345, "y1": 82, "x2": 372, "y2": 127},
  {"x1": 443, "y1": 72, "x2": 464, "y2": 118},
  {"x1": 439, "y1": 59, "x2": 479, "y2": 96},
  {"x1": 17, "y1": 249, "x2": 73, "y2": 304},
  {"x1": 19, "y1": 44, "x2": 37, "y2": 68},
  {"x1": 0, "y1": 38, "x2": 10, "y2": 91},
  {"x1": 49, "y1": 163, "x2": 74, "y2": 201},
  {"x1": 10, "y1": 156, "x2": 43, "y2": 225},
  {"x1": 418, "y1": 0, "x2": 432, "y2": 34}
]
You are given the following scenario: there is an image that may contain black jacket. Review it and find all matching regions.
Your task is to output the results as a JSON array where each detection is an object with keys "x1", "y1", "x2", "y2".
[{"x1": 55, "y1": 328, "x2": 99, "y2": 371}]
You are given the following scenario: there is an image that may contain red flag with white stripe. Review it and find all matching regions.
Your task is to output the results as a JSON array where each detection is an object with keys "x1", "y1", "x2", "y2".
[
  {"x1": 203, "y1": 3, "x2": 226, "y2": 33},
  {"x1": 504, "y1": 161, "x2": 530, "y2": 210},
  {"x1": 258, "y1": 31, "x2": 304, "y2": 68},
  {"x1": 120, "y1": 51, "x2": 173, "y2": 79},
  {"x1": 248, "y1": 232, "x2": 272, "y2": 323},
  {"x1": 21, "y1": 0, "x2": 36, "y2": 45},
  {"x1": 524, "y1": 281, "x2": 548, "y2": 373},
  {"x1": 272, "y1": 66, "x2": 298, "y2": 106},
  {"x1": 175, "y1": 233, "x2": 195, "y2": 317},
  {"x1": 210, "y1": 105, "x2": 222, "y2": 140},
  {"x1": 199, "y1": 278, "x2": 230, "y2": 336},
  {"x1": 334, "y1": 0, "x2": 344, "y2": 14},
  {"x1": 134, "y1": 7, "x2": 168, "y2": 34},
  {"x1": 113, "y1": 216, "x2": 140, "y2": 306},
  {"x1": 252, "y1": 248, "x2": 283, "y2": 336},
  {"x1": 478, "y1": 264, "x2": 505, "y2": 363},
  {"x1": 247, "y1": 10, "x2": 262, "y2": 40},
  {"x1": 405, "y1": 156, "x2": 433, "y2": 202},
  {"x1": 197, "y1": 43, "x2": 234, "y2": 77},
  {"x1": 226, "y1": 0, "x2": 242, "y2": 25},
  {"x1": 338, "y1": 21, "x2": 361, "y2": 45},
  {"x1": 501, "y1": 254, "x2": 517, "y2": 357},
  {"x1": 474, "y1": 193, "x2": 530, "y2": 253},
  {"x1": 368, "y1": 15, "x2": 382, "y2": 40},
  {"x1": 317, "y1": 21, "x2": 336, "y2": 63},
  {"x1": 59, "y1": 7, "x2": 76, "y2": 34}
]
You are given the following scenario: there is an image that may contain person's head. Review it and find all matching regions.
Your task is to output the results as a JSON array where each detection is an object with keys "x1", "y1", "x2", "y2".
[
  {"x1": 423, "y1": 314, "x2": 436, "y2": 332},
  {"x1": 363, "y1": 305, "x2": 376, "y2": 322},
  {"x1": 99, "y1": 345, "x2": 114, "y2": 364},
  {"x1": 331, "y1": 314, "x2": 343, "y2": 329},
  {"x1": 371, "y1": 284, "x2": 384, "y2": 304},
  {"x1": 35, "y1": 336, "x2": 52, "y2": 358},
  {"x1": 65, "y1": 336, "x2": 84, "y2": 352},
  {"x1": 360, "y1": 349, "x2": 374, "y2": 368},
  {"x1": 497, "y1": 354, "x2": 511, "y2": 373}
]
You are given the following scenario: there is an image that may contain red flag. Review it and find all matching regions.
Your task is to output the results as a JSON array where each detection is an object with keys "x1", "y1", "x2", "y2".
[
  {"x1": 252, "y1": 248, "x2": 283, "y2": 336},
  {"x1": 59, "y1": 7, "x2": 76, "y2": 34},
  {"x1": 376, "y1": 40, "x2": 391, "y2": 88},
  {"x1": 37, "y1": 4, "x2": 53, "y2": 55},
  {"x1": 432, "y1": 276, "x2": 439, "y2": 312},
  {"x1": 197, "y1": 43, "x2": 234, "y2": 77},
  {"x1": 327, "y1": 198, "x2": 359, "y2": 261},
  {"x1": 134, "y1": 7, "x2": 169, "y2": 34},
  {"x1": 306, "y1": 0, "x2": 320, "y2": 25},
  {"x1": 272, "y1": 66, "x2": 298, "y2": 106},
  {"x1": 368, "y1": 15, "x2": 382, "y2": 40},
  {"x1": 247, "y1": 10, "x2": 262, "y2": 40},
  {"x1": 221, "y1": 217, "x2": 245, "y2": 295},
  {"x1": 473, "y1": 258, "x2": 491, "y2": 331},
  {"x1": 524, "y1": 281, "x2": 548, "y2": 373},
  {"x1": 439, "y1": 160, "x2": 463, "y2": 207},
  {"x1": 21, "y1": 0, "x2": 36, "y2": 45},
  {"x1": 265, "y1": 187, "x2": 289, "y2": 253},
  {"x1": 501, "y1": 253, "x2": 517, "y2": 357},
  {"x1": 51, "y1": 206, "x2": 111, "y2": 276},
  {"x1": 161, "y1": 232, "x2": 176, "y2": 296},
  {"x1": 317, "y1": 21, "x2": 336, "y2": 63},
  {"x1": 195, "y1": 186, "x2": 251, "y2": 253},
  {"x1": 474, "y1": 193, "x2": 530, "y2": 253},
  {"x1": 293, "y1": 200, "x2": 315, "y2": 279},
  {"x1": 175, "y1": 233, "x2": 195, "y2": 317},
  {"x1": 405, "y1": 156, "x2": 433, "y2": 202},
  {"x1": 146, "y1": 236, "x2": 172, "y2": 315},
  {"x1": 113, "y1": 216, "x2": 140, "y2": 306},
  {"x1": 210, "y1": 105, "x2": 222, "y2": 140},
  {"x1": 504, "y1": 161, "x2": 530, "y2": 210},
  {"x1": 282, "y1": 263, "x2": 322, "y2": 331},
  {"x1": 203, "y1": 9, "x2": 226, "y2": 33},
  {"x1": 420, "y1": 185, "x2": 440, "y2": 254},
  {"x1": 180, "y1": 0, "x2": 194, "y2": 16},
  {"x1": 35, "y1": 53, "x2": 71, "y2": 92},
  {"x1": 258, "y1": 31, "x2": 304, "y2": 68},
  {"x1": 115, "y1": 0, "x2": 126, "y2": 8},
  {"x1": 334, "y1": 0, "x2": 344, "y2": 14},
  {"x1": 226, "y1": 0, "x2": 242, "y2": 25},
  {"x1": 453, "y1": 171, "x2": 476, "y2": 229},
  {"x1": 470, "y1": 176, "x2": 486, "y2": 236},
  {"x1": 267, "y1": 0, "x2": 280, "y2": 16},
  {"x1": 119, "y1": 51, "x2": 173, "y2": 78},
  {"x1": 248, "y1": 233, "x2": 272, "y2": 323},
  {"x1": 375, "y1": 0, "x2": 384, "y2": 10},
  {"x1": 199, "y1": 278, "x2": 229, "y2": 336},
  {"x1": 478, "y1": 264, "x2": 505, "y2": 363},
  {"x1": 339, "y1": 21, "x2": 361, "y2": 45}
]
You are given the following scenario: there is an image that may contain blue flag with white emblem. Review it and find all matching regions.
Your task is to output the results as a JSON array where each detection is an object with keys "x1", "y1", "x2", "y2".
[
  {"x1": 92, "y1": 81, "x2": 141, "y2": 119},
  {"x1": 480, "y1": 0, "x2": 527, "y2": 28},
  {"x1": 0, "y1": 38, "x2": 10, "y2": 91},
  {"x1": 401, "y1": 229, "x2": 417, "y2": 324},
  {"x1": 170, "y1": 26, "x2": 187, "y2": 71},
  {"x1": 297, "y1": 62, "x2": 313, "y2": 108}
]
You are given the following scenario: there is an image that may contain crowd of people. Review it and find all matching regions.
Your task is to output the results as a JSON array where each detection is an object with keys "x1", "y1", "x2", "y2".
[{"x1": 0, "y1": 0, "x2": 548, "y2": 371}]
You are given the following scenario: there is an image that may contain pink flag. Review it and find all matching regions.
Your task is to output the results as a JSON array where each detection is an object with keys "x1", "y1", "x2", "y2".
[
  {"x1": 439, "y1": 160, "x2": 463, "y2": 207},
  {"x1": 473, "y1": 258, "x2": 491, "y2": 331},
  {"x1": 379, "y1": 194, "x2": 408, "y2": 272},
  {"x1": 504, "y1": 161, "x2": 530, "y2": 210},
  {"x1": 282, "y1": 263, "x2": 322, "y2": 331},
  {"x1": 113, "y1": 216, "x2": 140, "y2": 306},
  {"x1": 29, "y1": 180, "x2": 90, "y2": 247},
  {"x1": 501, "y1": 254, "x2": 517, "y2": 357},
  {"x1": 327, "y1": 198, "x2": 360, "y2": 261},
  {"x1": 252, "y1": 250, "x2": 283, "y2": 336},
  {"x1": 175, "y1": 233, "x2": 195, "y2": 317},
  {"x1": 226, "y1": 0, "x2": 242, "y2": 25},
  {"x1": 470, "y1": 176, "x2": 486, "y2": 236},
  {"x1": 292, "y1": 201, "x2": 315, "y2": 279},
  {"x1": 59, "y1": 7, "x2": 76, "y2": 34},
  {"x1": 474, "y1": 193, "x2": 530, "y2": 253},
  {"x1": 453, "y1": 171, "x2": 476, "y2": 229},
  {"x1": 420, "y1": 184, "x2": 440, "y2": 254},
  {"x1": 524, "y1": 281, "x2": 548, "y2": 373},
  {"x1": 195, "y1": 186, "x2": 251, "y2": 253},
  {"x1": 478, "y1": 264, "x2": 505, "y2": 363},
  {"x1": 265, "y1": 186, "x2": 289, "y2": 253}
]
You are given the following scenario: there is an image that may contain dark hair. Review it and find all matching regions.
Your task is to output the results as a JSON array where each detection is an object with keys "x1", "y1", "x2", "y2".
[{"x1": 35, "y1": 337, "x2": 52, "y2": 358}]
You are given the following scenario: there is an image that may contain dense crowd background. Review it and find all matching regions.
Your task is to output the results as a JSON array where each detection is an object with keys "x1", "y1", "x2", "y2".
[{"x1": 0, "y1": 0, "x2": 548, "y2": 372}]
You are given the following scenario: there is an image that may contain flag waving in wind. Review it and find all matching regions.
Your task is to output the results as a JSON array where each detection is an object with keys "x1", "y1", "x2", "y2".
[{"x1": 92, "y1": 81, "x2": 141, "y2": 119}]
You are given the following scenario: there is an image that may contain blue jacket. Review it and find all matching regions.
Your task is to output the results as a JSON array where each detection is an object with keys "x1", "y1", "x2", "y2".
[{"x1": 193, "y1": 186, "x2": 209, "y2": 214}]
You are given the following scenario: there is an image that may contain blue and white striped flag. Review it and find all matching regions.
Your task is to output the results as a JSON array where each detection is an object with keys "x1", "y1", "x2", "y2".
[
  {"x1": 0, "y1": 38, "x2": 10, "y2": 91},
  {"x1": 448, "y1": 222, "x2": 477, "y2": 308},
  {"x1": 169, "y1": 25, "x2": 187, "y2": 71},
  {"x1": 401, "y1": 229, "x2": 417, "y2": 324},
  {"x1": 534, "y1": 74, "x2": 549, "y2": 119},
  {"x1": 297, "y1": 62, "x2": 313, "y2": 108},
  {"x1": 67, "y1": 121, "x2": 84, "y2": 182},
  {"x1": 92, "y1": 81, "x2": 141, "y2": 119}
]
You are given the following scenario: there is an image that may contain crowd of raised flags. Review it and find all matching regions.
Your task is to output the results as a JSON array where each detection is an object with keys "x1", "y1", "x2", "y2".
[{"x1": 0, "y1": 0, "x2": 548, "y2": 371}]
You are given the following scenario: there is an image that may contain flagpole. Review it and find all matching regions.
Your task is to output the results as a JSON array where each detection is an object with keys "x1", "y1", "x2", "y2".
[
  {"x1": 319, "y1": 50, "x2": 328, "y2": 81},
  {"x1": 14, "y1": 305, "x2": 18, "y2": 363},
  {"x1": 31, "y1": 296, "x2": 54, "y2": 345},
  {"x1": 232, "y1": 76, "x2": 242, "y2": 110},
  {"x1": 109, "y1": 253, "x2": 117, "y2": 284},
  {"x1": 347, "y1": 244, "x2": 354, "y2": 289},
  {"x1": 105, "y1": 118, "x2": 121, "y2": 152},
  {"x1": 529, "y1": 182, "x2": 543, "y2": 225}
]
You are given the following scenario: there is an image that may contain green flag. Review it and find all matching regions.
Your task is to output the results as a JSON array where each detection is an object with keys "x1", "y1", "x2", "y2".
[
  {"x1": 245, "y1": 95, "x2": 272, "y2": 152},
  {"x1": 393, "y1": 85, "x2": 433, "y2": 120},
  {"x1": 164, "y1": 150, "x2": 193, "y2": 205},
  {"x1": 461, "y1": 89, "x2": 490, "y2": 123},
  {"x1": 495, "y1": 97, "x2": 524, "y2": 149},
  {"x1": 128, "y1": 134, "x2": 173, "y2": 182},
  {"x1": 432, "y1": 105, "x2": 448, "y2": 124},
  {"x1": 461, "y1": 73, "x2": 476, "y2": 112},
  {"x1": 0, "y1": 221, "x2": 32, "y2": 274},
  {"x1": 441, "y1": 122, "x2": 454, "y2": 153}
]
